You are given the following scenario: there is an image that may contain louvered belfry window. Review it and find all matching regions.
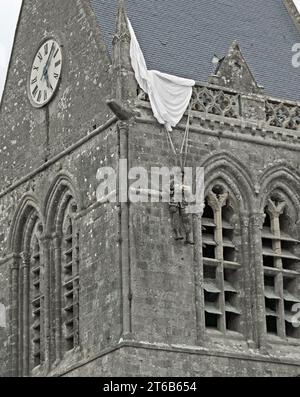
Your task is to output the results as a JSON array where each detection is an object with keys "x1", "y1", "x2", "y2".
[
  {"x1": 61, "y1": 201, "x2": 80, "y2": 352},
  {"x1": 262, "y1": 195, "x2": 300, "y2": 339},
  {"x1": 30, "y1": 223, "x2": 44, "y2": 369},
  {"x1": 19, "y1": 212, "x2": 44, "y2": 376},
  {"x1": 202, "y1": 185, "x2": 242, "y2": 334}
]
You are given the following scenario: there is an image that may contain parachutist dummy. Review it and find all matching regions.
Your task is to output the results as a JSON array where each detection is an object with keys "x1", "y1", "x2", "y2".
[{"x1": 169, "y1": 179, "x2": 194, "y2": 245}]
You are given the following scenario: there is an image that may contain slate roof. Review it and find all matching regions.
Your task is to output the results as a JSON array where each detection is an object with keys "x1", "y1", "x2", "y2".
[{"x1": 90, "y1": 0, "x2": 300, "y2": 101}]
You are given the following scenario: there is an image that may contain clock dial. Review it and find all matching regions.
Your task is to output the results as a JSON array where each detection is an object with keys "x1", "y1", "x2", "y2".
[{"x1": 29, "y1": 39, "x2": 62, "y2": 107}]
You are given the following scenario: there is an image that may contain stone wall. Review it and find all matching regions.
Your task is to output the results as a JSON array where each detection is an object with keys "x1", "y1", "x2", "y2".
[
  {"x1": 0, "y1": 0, "x2": 112, "y2": 187},
  {"x1": 1, "y1": 0, "x2": 300, "y2": 377}
]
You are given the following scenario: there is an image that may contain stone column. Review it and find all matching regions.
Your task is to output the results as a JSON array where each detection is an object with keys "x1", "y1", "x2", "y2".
[
  {"x1": 240, "y1": 214, "x2": 255, "y2": 344},
  {"x1": 266, "y1": 199, "x2": 286, "y2": 338},
  {"x1": 207, "y1": 191, "x2": 229, "y2": 333},
  {"x1": 21, "y1": 252, "x2": 30, "y2": 376},
  {"x1": 53, "y1": 233, "x2": 62, "y2": 364},
  {"x1": 192, "y1": 207, "x2": 206, "y2": 344},
  {"x1": 250, "y1": 212, "x2": 267, "y2": 349},
  {"x1": 7, "y1": 254, "x2": 20, "y2": 377},
  {"x1": 40, "y1": 235, "x2": 52, "y2": 372},
  {"x1": 118, "y1": 121, "x2": 131, "y2": 338}
]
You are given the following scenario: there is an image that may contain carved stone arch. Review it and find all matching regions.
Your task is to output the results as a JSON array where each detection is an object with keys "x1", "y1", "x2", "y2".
[
  {"x1": 7, "y1": 194, "x2": 44, "y2": 376},
  {"x1": 43, "y1": 172, "x2": 81, "y2": 357},
  {"x1": 23, "y1": 211, "x2": 41, "y2": 253},
  {"x1": 201, "y1": 152, "x2": 255, "y2": 213},
  {"x1": 8, "y1": 194, "x2": 44, "y2": 253},
  {"x1": 259, "y1": 167, "x2": 300, "y2": 218},
  {"x1": 259, "y1": 163, "x2": 300, "y2": 191},
  {"x1": 259, "y1": 167, "x2": 300, "y2": 340},
  {"x1": 205, "y1": 176, "x2": 238, "y2": 214},
  {"x1": 44, "y1": 172, "x2": 81, "y2": 235}
]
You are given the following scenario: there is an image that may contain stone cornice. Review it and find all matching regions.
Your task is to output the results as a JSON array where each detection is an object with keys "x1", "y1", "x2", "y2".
[{"x1": 136, "y1": 112, "x2": 300, "y2": 152}]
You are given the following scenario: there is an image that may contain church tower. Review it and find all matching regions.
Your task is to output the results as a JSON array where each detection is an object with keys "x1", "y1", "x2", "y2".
[{"x1": 0, "y1": 0, "x2": 300, "y2": 377}]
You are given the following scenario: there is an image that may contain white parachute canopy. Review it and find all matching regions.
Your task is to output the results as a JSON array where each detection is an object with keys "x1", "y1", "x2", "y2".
[{"x1": 127, "y1": 18, "x2": 195, "y2": 132}]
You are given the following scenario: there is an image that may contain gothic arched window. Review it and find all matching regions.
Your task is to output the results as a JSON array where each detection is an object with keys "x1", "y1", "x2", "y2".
[
  {"x1": 261, "y1": 193, "x2": 300, "y2": 339},
  {"x1": 61, "y1": 201, "x2": 79, "y2": 352},
  {"x1": 17, "y1": 208, "x2": 44, "y2": 376},
  {"x1": 29, "y1": 220, "x2": 44, "y2": 369},
  {"x1": 202, "y1": 185, "x2": 242, "y2": 334},
  {"x1": 50, "y1": 188, "x2": 80, "y2": 359}
]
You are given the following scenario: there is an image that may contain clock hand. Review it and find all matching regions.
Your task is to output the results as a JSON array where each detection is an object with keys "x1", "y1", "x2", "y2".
[
  {"x1": 45, "y1": 42, "x2": 55, "y2": 72},
  {"x1": 45, "y1": 72, "x2": 53, "y2": 91},
  {"x1": 41, "y1": 42, "x2": 55, "y2": 81}
]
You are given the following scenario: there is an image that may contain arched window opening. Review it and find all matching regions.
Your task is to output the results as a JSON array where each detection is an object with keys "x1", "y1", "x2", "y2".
[
  {"x1": 61, "y1": 202, "x2": 79, "y2": 352},
  {"x1": 202, "y1": 184, "x2": 241, "y2": 334},
  {"x1": 29, "y1": 221, "x2": 44, "y2": 369},
  {"x1": 262, "y1": 193, "x2": 300, "y2": 339},
  {"x1": 15, "y1": 207, "x2": 44, "y2": 376},
  {"x1": 46, "y1": 181, "x2": 81, "y2": 363}
]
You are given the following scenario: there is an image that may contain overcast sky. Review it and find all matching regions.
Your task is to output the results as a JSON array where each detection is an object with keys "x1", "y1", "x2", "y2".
[{"x1": 0, "y1": 0, "x2": 22, "y2": 103}]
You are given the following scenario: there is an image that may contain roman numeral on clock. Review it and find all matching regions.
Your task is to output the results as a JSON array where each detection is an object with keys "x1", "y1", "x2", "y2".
[
  {"x1": 54, "y1": 48, "x2": 59, "y2": 58},
  {"x1": 37, "y1": 52, "x2": 42, "y2": 61},
  {"x1": 33, "y1": 66, "x2": 39, "y2": 71},
  {"x1": 37, "y1": 90, "x2": 42, "y2": 102},
  {"x1": 32, "y1": 86, "x2": 38, "y2": 97},
  {"x1": 31, "y1": 77, "x2": 37, "y2": 85},
  {"x1": 55, "y1": 60, "x2": 61, "y2": 68},
  {"x1": 44, "y1": 43, "x2": 48, "y2": 55},
  {"x1": 44, "y1": 90, "x2": 48, "y2": 101},
  {"x1": 54, "y1": 72, "x2": 59, "y2": 80}
]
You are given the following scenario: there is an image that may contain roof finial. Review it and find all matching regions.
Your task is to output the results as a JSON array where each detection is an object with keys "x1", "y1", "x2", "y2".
[
  {"x1": 115, "y1": 0, "x2": 129, "y2": 36},
  {"x1": 111, "y1": 0, "x2": 137, "y2": 103}
]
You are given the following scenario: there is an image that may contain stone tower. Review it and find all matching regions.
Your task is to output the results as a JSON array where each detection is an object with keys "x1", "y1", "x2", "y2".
[{"x1": 0, "y1": 0, "x2": 300, "y2": 377}]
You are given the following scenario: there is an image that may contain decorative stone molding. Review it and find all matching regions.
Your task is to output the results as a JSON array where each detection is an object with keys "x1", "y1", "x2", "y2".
[
  {"x1": 250, "y1": 213, "x2": 266, "y2": 230},
  {"x1": 266, "y1": 99, "x2": 300, "y2": 130},
  {"x1": 191, "y1": 85, "x2": 239, "y2": 119},
  {"x1": 202, "y1": 152, "x2": 255, "y2": 214},
  {"x1": 137, "y1": 80, "x2": 300, "y2": 139},
  {"x1": 266, "y1": 197, "x2": 286, "y2": 219},
  {"x1": 207, "y1": 190, "x2": 229, "y2": 212}
]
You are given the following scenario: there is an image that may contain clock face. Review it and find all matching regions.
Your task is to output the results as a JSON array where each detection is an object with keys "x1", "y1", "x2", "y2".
[{"x1": 29, "y1": 39, "x2": 63, "y2": 107}]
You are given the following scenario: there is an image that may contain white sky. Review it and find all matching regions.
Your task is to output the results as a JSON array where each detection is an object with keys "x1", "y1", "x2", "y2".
[
  {"x1": 295, "y1": 0, "x2": 300, "y2": 12},
  {"x1": 0, "y1": 0, "x2": 22, "y2": 103}
]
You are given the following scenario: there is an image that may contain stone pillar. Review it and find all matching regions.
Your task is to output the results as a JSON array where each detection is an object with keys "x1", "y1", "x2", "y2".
[
  {"x1": 118, "y1": 121, "x2": 131, "y2": 338},
  {"x1": 250, "y1": 212, "x2": 267, "y2": 349},
  {"x1": 8, "y1": 254, "x2": 20, "y2": 377},
  {"x1": 112, "y1": 0, "x2": 137, "y2": 104},
  {"x1": 21, "y1": 252, "x2": 30, "y2": 376},
  {"x1": 266, "y1": 199, "x2": 286, "y2": 339},
  {"x1": 192, "y1": 208, "x2": 206, "y2": 344},
  {"x1": 207, "y1": 191, "x2": 229, "y2": 333},
  {"x1": 53, "y1": 233, "x2": 62, "y2": 363},
  {"x1": 40, "y1": 235, "x2": 52, "y2": 372},
  {"x1": 240, "y1": 214, "x2": 255, "y2": 344}
]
